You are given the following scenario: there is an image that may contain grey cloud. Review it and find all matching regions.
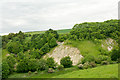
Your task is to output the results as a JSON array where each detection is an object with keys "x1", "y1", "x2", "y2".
[{"x1": 0, "y1": 0, "x2": 119, "y2": 35}]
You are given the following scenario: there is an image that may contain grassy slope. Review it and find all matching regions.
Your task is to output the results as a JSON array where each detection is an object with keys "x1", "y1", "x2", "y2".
[
  {"x1": 8, "y1": 64, "x2": 118, "y2": 78},
  {"x1": 54, "y1": 64, "x2": 118, "y2": 78},
  {"x1": 65, "y1": 40, "x2": 101, "y2": 57},
  {"x1": 25, "y1": 29, "x2": 71, "y2": 35}
]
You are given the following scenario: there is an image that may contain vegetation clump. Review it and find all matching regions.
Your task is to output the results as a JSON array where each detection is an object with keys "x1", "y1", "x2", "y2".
[
  {"x1": 57, "y1": 65, "x2": 64, "y2": 71},
  {"x1": 60, "y1": 56, "x2": 72, "y2": 68}
]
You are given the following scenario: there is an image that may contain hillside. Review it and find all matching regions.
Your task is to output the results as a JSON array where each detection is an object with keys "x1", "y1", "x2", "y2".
[{"x1": 2, "y1": 19, "x2": 120, "y2": 79}]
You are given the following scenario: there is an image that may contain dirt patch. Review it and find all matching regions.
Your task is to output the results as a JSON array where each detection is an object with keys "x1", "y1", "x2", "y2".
[{"x1": 43, "y1": 43, "x2": 83, "y2": 65}]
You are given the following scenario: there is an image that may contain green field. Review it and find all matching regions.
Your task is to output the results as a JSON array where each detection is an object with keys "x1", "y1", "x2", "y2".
[
  {"x1": 8, "y1": 64, "x2": 118, "y2": 78},
  {"x1": 65, "y1": 40, "x2": 102, "y2": 57},
  {"x1": 25, "y1": 29, "x2": 71, "y2": 35}
]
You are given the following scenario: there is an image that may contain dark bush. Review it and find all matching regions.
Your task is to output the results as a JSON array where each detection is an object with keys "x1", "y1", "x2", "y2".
[
  {"x1": 110, "y1": 49, "x2": 120, "y2": 61},
  {"x1": 89, "y1": 62, "x2": 96, "y2": 68},
  {"x1": 60, "y1": 56, "x2": 72, "y2": 68},
  {"x1": 101, "y1": 61, "x2": 109, "y2": 65},
  {"x1": 46, "y1": 57, "x2": 56, "y2": 68}
]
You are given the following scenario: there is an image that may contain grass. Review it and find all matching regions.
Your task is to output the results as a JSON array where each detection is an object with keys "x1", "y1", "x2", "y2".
[
  {"x1": 53, "y1": 64, "x2": 118, "y2": 78},
  {"x1": 8, "y1": 64, "x2": 118, "y2": 78},
  {"x1": 65, "y1": 40, "x2": 101, "y2": 57},
  {"x1": 25, "y1": 29, "x2": 71, "y2": 35}
]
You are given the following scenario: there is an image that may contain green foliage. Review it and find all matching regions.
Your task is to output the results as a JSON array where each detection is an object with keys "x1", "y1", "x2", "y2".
[
  {"x1": 6, "y1": 55, "x2": 16, "y2": 73},
  {"x1": 110, "y1": 49, "x2": 120, "y2": 61},
  {"x1": 7, "y1": 41, "x2": 23, "y2": 54},
  {"x1": 81, "y1": 55, "x2": 95, "y2": 64},
  {"x1": 29, "y1": 48, "x2": 41, "y2": 59},
  {"x1": 2, "y1": 61, "x2": 10, "y2": 79},
  {"x1": 40, "y1": 43, "x2": 50, "y2": 54},
  {"x1": 45, "y1": 29, "x2": 59, "y2": 39},
  {"x1": 57, "y1": 65, "x2": 64, "y2": 71},
  {"x1": 16, "y1": 58, "x2": 37, "y2": 73},
  {"x1": 37, "y1": 59, "x2": 48, "y2": 71},
  {"x1": 101, "y1": 61, "x2": 109, "y2": 65},
  {"x1": 60, "y1": 56, "x2": 72, "y2": 68},
  {"x1": 70, "y1": 19, "x2": 119, "y2": 41},
  {"x1": 95, "y1": 55, "x2": 111, "y2": 64},
  {"x1": 58, "y1": 34, "x2": 68, "y2": 42},
  {"x1": 46, "y1": 57, "x2": 55, "y2": 68},
  {"x1": 49, "y1": 37, "x2": 57, "y2": 48}
]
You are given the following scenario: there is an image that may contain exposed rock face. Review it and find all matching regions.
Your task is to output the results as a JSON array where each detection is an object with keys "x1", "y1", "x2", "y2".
[
  {"x1": 43, "y1": 43, "x2": 83, "y2": 65},
  {"x1": 102, "y1": 38, "x2": 118, "y2": 51}
]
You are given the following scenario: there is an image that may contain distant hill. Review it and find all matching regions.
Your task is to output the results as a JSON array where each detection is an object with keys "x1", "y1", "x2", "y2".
[{"x1": 25, "y1": 29, "x2": 71, "y2": 35}]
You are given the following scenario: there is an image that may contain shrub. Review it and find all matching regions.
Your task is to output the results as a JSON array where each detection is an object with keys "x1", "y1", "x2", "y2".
[
  {"x1": 37, "y1": 59, "x2": 48, "y2": 71},
  {"x1": 82, "y1": 55, "x2": 95, "y2": 64},
  {"x1": 83, "y1": 62, "x2": 90, "y2": 69},
  {"x1": 60, "y1": 56, "x2": 72, "y2": 68},
  {"x1": 16, "y1": 58, "x2": 37, "y2": 73},
  {"x1": 46, "y1": 57, "x2": 56, "y2": 68},
  {"x1": 95, "y1": 55, "x2": 111, "y2": 64},
  {"x1": 110, "y1": 49, "x2": 120, "y2": 61},
  {"x1": 89, "y1": 62, "x2": 96, "y2": 68},
  {"x1": 28, "y1": 71, "x2": 32, "y2": 75},
  {"x1": 34, "y1": 71, "x2": 38, "y2": 74},
  {"x1": 101, "y1": 61, "x2": 109, "y2": 65},
  {"x1": 7, "y1": 41, "x2": 23, "y2": 54},
  {"x1": 2, "y1": 61, "x2": 10, "y2": 79},
  {"x1": 48, "y1": 68, "x2": 54, "y2": 73},
  {"x1": 78, "y1": 64, "x2": 84, "y2": 69},
  {"x1": 57, "y1": 65, "x2": 64, "y2": 71}
]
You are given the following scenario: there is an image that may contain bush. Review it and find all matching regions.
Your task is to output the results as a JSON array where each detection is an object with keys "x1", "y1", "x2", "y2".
[
  {"x1": 34, "y1": 71, "x2": 38, "y2": 74},
  {"x1": 82, "y1": 55, "x2": 95, "y2": 64},
  {"x1": 48, "y1": 68, "x2": 54, "y2": 73},
  {"x1": 46, "y1": 57, "x2": 56, "y2": 68},
  {"x1": 16, "y1": 58, "x2": 37, "y2": 73},
  {"x1": 57, "y1": 65, "x2": 64, "y2": 71},
  {"x1": 78, "y1": 64, "x2": 84, "y2": 69},
  {"x1": 28, "y1": 71, "x2": 32, "y2": 75},
  {"x1": 110, "y1": 49, "x2": 120, "y2": 61},
  {"x1": 83, "y1": 62, "x2": 90, "y2": 69},
  {"x1": 2, "y1": 61, "x2": 10, "y2": 79},
  {"x1": 37, "y1": 59, "x2": 48, "y2": 71},
  {"x1": 7, "y1": 41, "x2": 23, "y2": 54},
  {"x1": 89, "y1": 62, "x2": 96, "y2": 68},
  {"x1": 95, "y1": 55, "x2": 111, "y2": 64},
  {"x1": 60, "y1": 56, "x2": 72, "y2": 68},
  {"x1": 101, "y1": 61, "x2": 109, "y2": 65}
]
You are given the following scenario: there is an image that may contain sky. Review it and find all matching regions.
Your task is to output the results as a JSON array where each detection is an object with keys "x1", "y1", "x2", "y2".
[{"x1": 0, "y1": 0, "x2": 119, "y2": 35}]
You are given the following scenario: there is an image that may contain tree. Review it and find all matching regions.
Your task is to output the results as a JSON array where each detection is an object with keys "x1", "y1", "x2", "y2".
[
  {"x1": 60, "y1": 56, "x2": 72, "y2": 68},
  {"x1": 49, "y1": 37, "x2": 57, "y2": 48},
  {"x1": 40, "y1": 43, "x2": 50, "y2": 54},
  {"x1": 2, "y1": 61, "x2": 10, "y2": 78},
  {"x1": 7, "y1": 41, "x2": 23, "y2": 54},
  {"x1": 46, "y1": 57, "x2": 55, "y2": 68},
  {"x1": 37, "y1": 59, "x2": 48, "y2": 71},
  {"x1": 6, "y1": 55, "x2": 16, "y2": 73}
]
